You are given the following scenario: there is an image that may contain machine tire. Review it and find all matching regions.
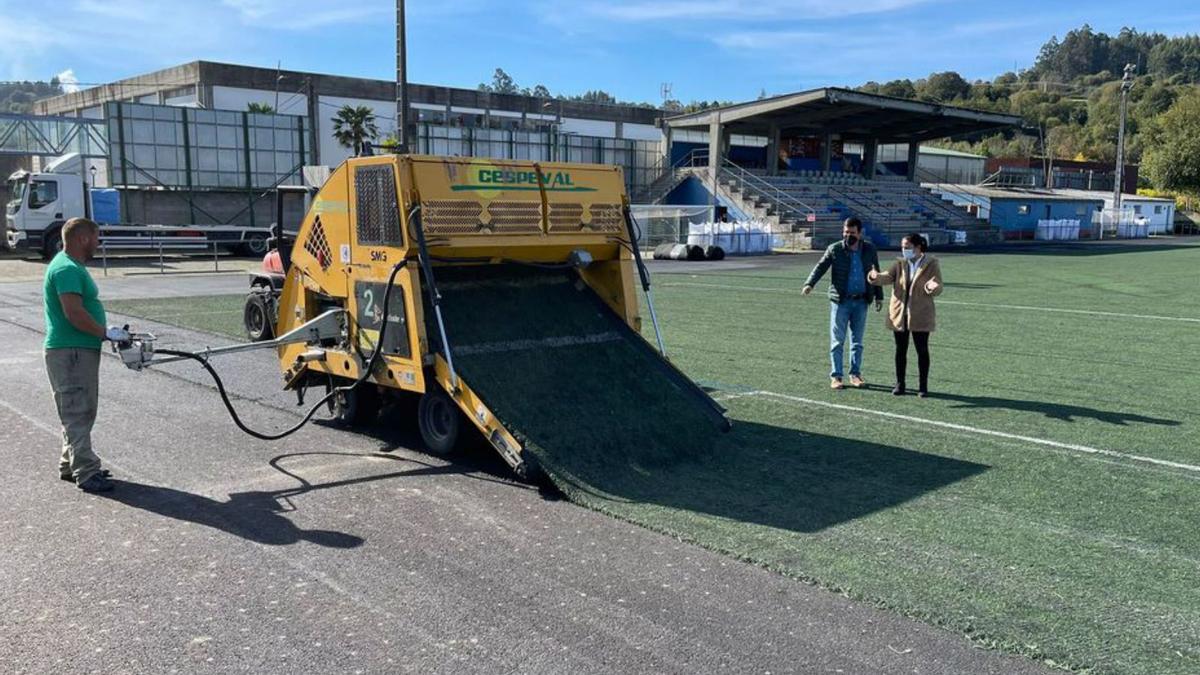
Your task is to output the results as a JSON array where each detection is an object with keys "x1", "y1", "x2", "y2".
[
  {"x1": 239, "y1": 232, "x2": 269, "y2": 257},
  {"x1": 41, "y1": 228, "x2": 63, "y2": 261},
  {"x1": 418, "y1": 387, "x2": 463, "y2": 456},
  {"x1": 331, "y1": 383, "x2": 381, "y2": 427},
  {"x1": 243, "y1": 291, "x2": 275, "y2": 342}
]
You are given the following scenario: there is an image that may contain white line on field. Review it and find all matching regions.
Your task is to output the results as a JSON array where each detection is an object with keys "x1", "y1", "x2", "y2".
[
  {"x1": 661, "y1": 282, "x2": 1200, "y2": 324},
  {"x1": 728, "y1": 389, "x2": 1200, "y2": 474},
  {"x1": 936, "y1": 300, "x2": 1200, "y2": 323},
  {"x1": 0, "y1": 398, "x2": 61, "y2": 435}
]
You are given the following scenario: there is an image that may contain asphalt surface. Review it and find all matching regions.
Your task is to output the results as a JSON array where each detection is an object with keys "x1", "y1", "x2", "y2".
[{"x1": 0, "y1": 264, "x2": 1049, "y2": 674}]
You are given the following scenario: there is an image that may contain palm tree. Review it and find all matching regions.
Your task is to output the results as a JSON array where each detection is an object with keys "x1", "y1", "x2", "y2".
[
  {"x1": 246, "y1": 102, "x2": 275, "y2": 114},
  {"x1": 331, "y1": 105, "x2": 379, "y2": 156}
]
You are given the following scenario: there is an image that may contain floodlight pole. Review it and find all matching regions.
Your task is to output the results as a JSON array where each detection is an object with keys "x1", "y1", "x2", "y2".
[
  {"x1": 395, "y1": 0, "x2": 410, "y2": 154},
  {"x1": 1112, "y1": 63, "x2": 1136, "y2": 235}
]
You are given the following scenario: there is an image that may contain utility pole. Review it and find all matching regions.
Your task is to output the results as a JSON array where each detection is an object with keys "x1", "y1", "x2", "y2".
[
  {"x1": 395, "y1": 0, "x2": 410, "y2": 153},
  {"x1": 1113, "y1": 63, "x2": 1136, "y2": 229}
]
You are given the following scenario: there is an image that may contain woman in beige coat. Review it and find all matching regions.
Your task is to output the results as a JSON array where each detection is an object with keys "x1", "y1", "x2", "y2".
[{"x1": 867, "y1": 233, "x2": 943, "y2": 397}]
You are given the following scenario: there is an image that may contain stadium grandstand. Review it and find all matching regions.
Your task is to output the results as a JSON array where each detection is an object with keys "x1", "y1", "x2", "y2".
[{"x1": 648, "y1": 88, "x2": 1023, "y2": 247}]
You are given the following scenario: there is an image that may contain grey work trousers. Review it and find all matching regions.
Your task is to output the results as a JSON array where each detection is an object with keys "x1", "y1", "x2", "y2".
[{"x1": 44, "y1": 348, "x2": 103, "y2": 483}]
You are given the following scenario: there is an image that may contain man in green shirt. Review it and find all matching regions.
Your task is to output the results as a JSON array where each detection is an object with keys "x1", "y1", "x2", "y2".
[{"x1": 43, "y1": 218, "x2": 131, "y2": 493}]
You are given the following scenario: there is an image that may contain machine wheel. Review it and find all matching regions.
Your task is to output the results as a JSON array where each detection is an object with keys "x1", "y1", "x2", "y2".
[
  {"x1": 418, "y1": 387, "x2": 463, "y2": 456},
  {"x1": 243, "y1": 291, "x2": 275, "y2": 341},
  {"x1": 331, "y1": 384, "x2": 381, "y2": 427},
  {"x1": 239, "y1": 232, "x2": 269, "y2": 257},
  {"x1": 40, "y1": 228, "x2": 63, "y2": 261}
]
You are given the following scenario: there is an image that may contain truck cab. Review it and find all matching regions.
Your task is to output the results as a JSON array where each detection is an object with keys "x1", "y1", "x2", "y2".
[{"x1": 6, "y1": 156, "x2": 89, "y2": 259}]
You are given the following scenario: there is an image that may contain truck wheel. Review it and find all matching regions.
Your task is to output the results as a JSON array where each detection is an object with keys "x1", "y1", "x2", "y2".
[
  {"x1": 418, "y1": 387, "x2": 463, "y2": 456},
  {"x1": 243, "y1": 292, "x2": 274, "y2": 341},
  {"x1": 239, "y1": 233, "x2": 269, "y2": 257},
  {"x1": 41, "y1": 229, "x2": 63, "y2": 261},
  {"x1": 331, "y1": 384, "x2": 381, "y2": 427}
]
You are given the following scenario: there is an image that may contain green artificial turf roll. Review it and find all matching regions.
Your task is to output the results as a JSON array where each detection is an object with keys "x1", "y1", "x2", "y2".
[{"x1": 430, "y1": 265, "x2": 726, "y2": 485}]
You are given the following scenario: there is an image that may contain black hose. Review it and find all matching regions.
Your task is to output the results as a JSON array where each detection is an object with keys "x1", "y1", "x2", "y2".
[{"x1": 157, "y1": 260, "x2": 406, "y2": 441}]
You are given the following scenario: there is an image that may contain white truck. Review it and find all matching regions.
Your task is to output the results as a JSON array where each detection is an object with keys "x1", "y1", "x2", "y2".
[{"x1": 5, "y1": 154, "x2": 272, "y2": 260}]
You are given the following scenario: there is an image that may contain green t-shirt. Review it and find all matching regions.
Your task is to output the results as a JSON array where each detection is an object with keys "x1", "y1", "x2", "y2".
[{"x1": 43, "y1": 252, "x2": 105, "y2": 350}]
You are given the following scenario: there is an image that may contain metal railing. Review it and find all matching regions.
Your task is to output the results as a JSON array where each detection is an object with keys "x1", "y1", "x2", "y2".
[
  {"x1": 912, "y1": 165, "x2": 988, "y2": 223},
  {"x1": 980, "y1": 168, "x2": 1038, "y2": 187},
  {"x1": 96, "y1": 224, "x2": 261, "y2": 276},
  {"x1": 717, "y1": 157, "x2": 816, "y2": 225},
  {"x1": 629, "y1": 148, "x2": 710, "y2": 203},
  {"x1": 912, "y1": 168, "x2": 987, "y2": 223}
]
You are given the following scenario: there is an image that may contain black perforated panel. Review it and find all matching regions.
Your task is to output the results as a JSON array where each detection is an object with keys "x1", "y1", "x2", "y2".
[{"x1": 354, "y1": 165, "x2": 402, "y2": 246}]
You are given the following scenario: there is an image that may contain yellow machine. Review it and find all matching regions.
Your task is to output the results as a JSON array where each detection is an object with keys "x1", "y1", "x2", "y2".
[
  {"x1": 119, "y1": 153, "x2": 728, "y2": 478},
  {"x1": 273, "y1": 153, "x2": 734, "y2": 477}
]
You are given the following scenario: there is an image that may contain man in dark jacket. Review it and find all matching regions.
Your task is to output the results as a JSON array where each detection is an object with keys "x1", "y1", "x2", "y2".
[{"x1": 802, "y1": 217, "x2": 883, "y2": 389}]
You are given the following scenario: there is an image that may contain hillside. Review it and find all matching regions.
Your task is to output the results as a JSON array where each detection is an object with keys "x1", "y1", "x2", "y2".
[
  {"x1": 0, "y1": 79, "x2": 63, "y2": 114},
  {"x1": 856, "y1": 26, "x2": 1200, "y2": 191}
]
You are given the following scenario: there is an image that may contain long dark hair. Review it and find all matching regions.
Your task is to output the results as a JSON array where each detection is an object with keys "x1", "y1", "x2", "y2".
[{"x1": 903, "y1": 232, "x2": 927, "y2": 252}]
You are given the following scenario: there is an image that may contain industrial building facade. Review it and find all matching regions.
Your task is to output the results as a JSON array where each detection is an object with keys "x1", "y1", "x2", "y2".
[{"x1": 34, "y1": 61, "x2": 667, "y2": 187}]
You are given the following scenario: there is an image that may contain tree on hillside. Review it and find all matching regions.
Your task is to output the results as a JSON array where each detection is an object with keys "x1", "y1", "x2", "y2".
[
  {"x1": 0, "y1": 79, "x2": 63, "y2": 114},
  {"x1": 915, "y1": 71, "x2": 971, "y2": 102},
  {"x1": 331, "y1": 105, "x2": 379, "y2": 156},
  {"x1": 572, "y1": 90, "x2": 618, "y2": 105},
  {"x1": 478, "y1": 68, "x2": 518, "y2": 94},
  {"x1": 1142, "y1": 90, "x2": 1200, "y2": 193},
  {"x1": 878, "y1": 79, "x2": 917, "y2": 99},
  {"x1": 1148, "y1": 35, "x2": 1200, "y2": 82},
  {"x1": 1036, "y1": 25, "x2": 1109, "y2": 81},
  {"x1": 247, "y1": 103, "x2": 275, "y2": 114},
  {"x1": 491, "y1": 68, "x2": 518, "y2": 94}
]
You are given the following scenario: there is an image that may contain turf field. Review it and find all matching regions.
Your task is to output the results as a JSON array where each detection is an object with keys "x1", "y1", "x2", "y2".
[
  {"x1": 107, "y1": 293, "x2": 247, "y2": 339},
  {"x1": 107, "y1": 241, "x2": 1200, "y2": 674}
]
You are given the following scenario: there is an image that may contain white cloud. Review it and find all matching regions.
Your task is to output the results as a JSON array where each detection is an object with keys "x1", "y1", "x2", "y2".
[{"x1": 55, "y1": 69, "x2": 81, "y2": 93}]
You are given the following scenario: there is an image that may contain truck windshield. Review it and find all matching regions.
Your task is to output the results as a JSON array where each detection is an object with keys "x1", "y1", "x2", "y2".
[{"x1": 5, "y1": 177, "x2": 26, "y2": 214}]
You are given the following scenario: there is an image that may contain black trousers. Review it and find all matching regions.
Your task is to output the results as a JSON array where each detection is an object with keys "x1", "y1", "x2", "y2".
[{"x1": 893, "y1": 330, "x2": 930, "y2": 391}]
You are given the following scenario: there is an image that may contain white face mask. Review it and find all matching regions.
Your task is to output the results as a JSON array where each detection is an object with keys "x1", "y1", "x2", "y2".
[{"x1": 902, "y1": 248, "x2": 916, "y2": 261}]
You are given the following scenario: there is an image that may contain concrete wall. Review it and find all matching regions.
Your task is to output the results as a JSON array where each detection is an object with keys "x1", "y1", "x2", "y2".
[
  {"x1": 212, "y1": 86, "x2": 308, "y2": 116},
  {"x1": 622, "y1": 123, "x2": 661, "y2": 141},
  {"x1": 35, "y1": 61, "x2": 663, "y2": 128},
  {"x1": 34, "y1": 62, "x2": 202, "y2": 115},
  {"x1": 560, "y1": 117, "x2": 616, "y2": 137}
]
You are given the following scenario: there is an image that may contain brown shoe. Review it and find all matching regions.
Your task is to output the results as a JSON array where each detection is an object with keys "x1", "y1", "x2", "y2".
[
  {"x1": 830, "y1": 377, "x2": 845, "y2": 390},
  {"x1": 849, "y1": 375, "x2": 866, "y2": 388}
]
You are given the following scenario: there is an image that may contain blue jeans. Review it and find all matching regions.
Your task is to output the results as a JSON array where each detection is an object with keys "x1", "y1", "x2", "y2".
[{"x1": 829, "y1": 299, "x2": 868, "y2": 379}]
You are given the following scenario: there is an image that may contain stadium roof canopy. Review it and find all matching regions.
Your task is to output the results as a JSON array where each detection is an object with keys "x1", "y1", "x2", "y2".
[{"x1": 664, "y1": 87, "x2": 1022, "y2": 143}]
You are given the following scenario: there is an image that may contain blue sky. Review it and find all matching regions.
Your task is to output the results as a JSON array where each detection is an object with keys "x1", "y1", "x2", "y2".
[{"x1": 2, "y1": 0, "x2": 1197, "y2": 104}]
